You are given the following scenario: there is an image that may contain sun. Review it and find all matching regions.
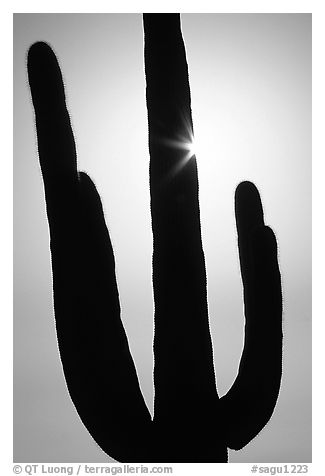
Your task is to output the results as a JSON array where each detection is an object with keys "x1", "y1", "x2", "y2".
[
  {"x1": 163, "y1": 132, "x2": 197, "y2": 162},
  {"x1": 160, "y1": 112, "x2": 202, "y2": 177},
  {"x1": 184, "y1": 138, "x2": 197, "y2": 159}
]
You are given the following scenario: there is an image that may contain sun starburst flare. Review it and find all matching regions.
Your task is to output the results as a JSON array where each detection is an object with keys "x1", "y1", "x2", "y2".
[{"x1": 159, "y1": 111, "x2": 201, "y2": 179}]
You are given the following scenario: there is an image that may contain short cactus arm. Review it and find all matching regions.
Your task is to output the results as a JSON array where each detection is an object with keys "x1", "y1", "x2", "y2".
[
  {"x1": 27, "y1": 42, "x2": 152, "y2": 462},
  {"x1": 220, "y1": 181, "x2": 283, "y2": 450}
]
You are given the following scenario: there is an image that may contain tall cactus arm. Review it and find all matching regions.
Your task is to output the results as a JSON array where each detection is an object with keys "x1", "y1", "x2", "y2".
[
  {"x1": 143, "y1": 14, "x2": 226, "y2": 462},
  {"x1": 27, "y1": 42, "x2": 152, "y2": 462},
  {"x1": 219, "y1": 181, "x2": 283, "y2": 450}
]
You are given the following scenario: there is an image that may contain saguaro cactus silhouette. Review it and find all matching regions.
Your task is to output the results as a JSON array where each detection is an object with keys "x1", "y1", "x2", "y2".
[{"x1": 27, "y1": 13, "x2": 282, "y2": 462}]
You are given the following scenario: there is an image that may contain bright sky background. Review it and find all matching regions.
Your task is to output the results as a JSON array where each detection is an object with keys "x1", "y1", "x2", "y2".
[{"x1": 13, "y1": 13, "x2": 311, "y2": 463}]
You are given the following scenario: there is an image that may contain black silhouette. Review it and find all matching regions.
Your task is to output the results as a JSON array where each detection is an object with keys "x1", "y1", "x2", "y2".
[{"x1": 27, "y1": 13, "x2": 282, "y2": 462}]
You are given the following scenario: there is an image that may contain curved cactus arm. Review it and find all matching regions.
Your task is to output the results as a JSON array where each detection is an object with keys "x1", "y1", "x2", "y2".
[
  {"x1": 144, "y1": 14, "x2": 225, "y2": 462},
  {"x1": 27, "y1": 42, "x2": 152, "y2": 462},
  {"x1": 220, "y1": 181, "x2": 283, "y2": 450}
]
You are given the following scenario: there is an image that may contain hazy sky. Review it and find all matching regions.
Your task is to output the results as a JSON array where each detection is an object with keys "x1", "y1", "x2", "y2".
[{"x1": 14, "y1": 13, "x2": 311, "y2": 463}]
